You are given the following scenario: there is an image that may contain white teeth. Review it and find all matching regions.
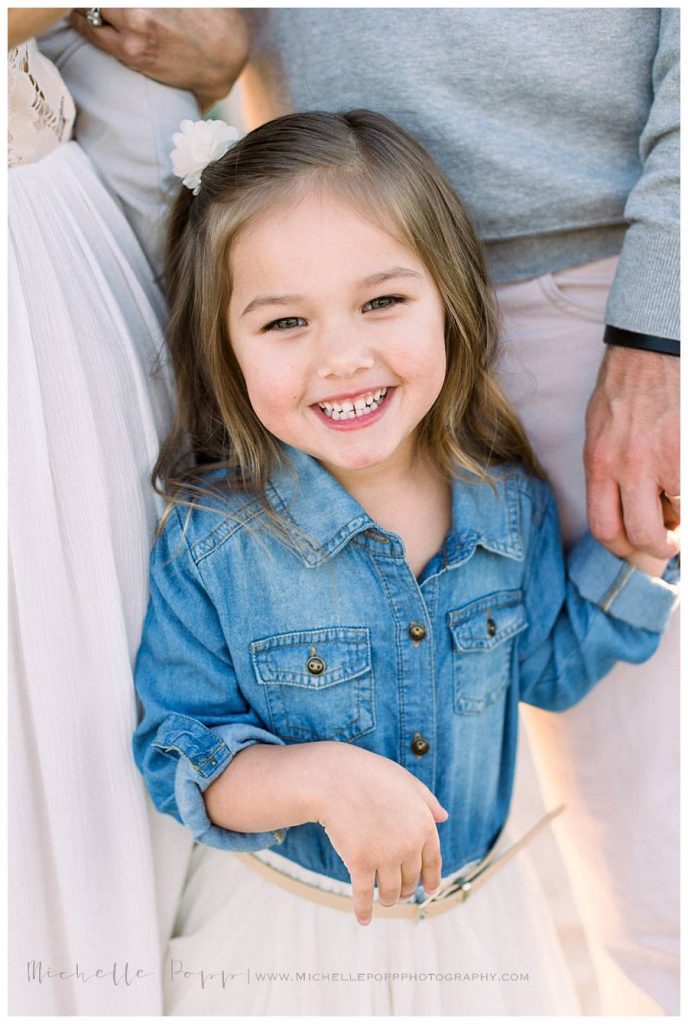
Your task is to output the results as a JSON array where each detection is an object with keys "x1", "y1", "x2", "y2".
[{"x1": 318, "y1": 387, "x2": 389, "y2": 420}]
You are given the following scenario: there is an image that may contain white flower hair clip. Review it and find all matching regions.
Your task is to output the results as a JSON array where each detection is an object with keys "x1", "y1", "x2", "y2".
[{"x1": 170, "y1": 118, "x2": 240, "y2": 196}]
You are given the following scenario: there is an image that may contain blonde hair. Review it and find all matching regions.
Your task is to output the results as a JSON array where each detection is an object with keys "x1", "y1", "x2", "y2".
[{"x1": 156, "y1": 109, "x2": 541, "y2": 525}]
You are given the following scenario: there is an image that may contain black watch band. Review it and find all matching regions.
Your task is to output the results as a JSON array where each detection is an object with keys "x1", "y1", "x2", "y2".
[{"x1": 604, "y1": 325, "x2": 680, "y2": 357}]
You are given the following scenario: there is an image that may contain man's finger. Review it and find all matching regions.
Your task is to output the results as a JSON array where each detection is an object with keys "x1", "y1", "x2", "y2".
[
  {"x1": 586, "y1": 476, "x2": 629, "y2": 555},
  {"x1": 661, "y1": 492, "x2": 680, "y2": 529},
  {"x1": 620, "y1": 484, "x2": 676, "y2": 558}
]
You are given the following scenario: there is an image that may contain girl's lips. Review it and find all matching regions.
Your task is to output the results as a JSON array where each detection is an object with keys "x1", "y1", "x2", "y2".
[{"x1": 311, "y1": 387, "x2": 394, "y2": 431}]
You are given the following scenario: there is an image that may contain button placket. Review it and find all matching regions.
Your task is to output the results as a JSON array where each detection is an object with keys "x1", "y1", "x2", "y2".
[{"x1": 366, "y1": 532, "x2": 436, "y2": 786}]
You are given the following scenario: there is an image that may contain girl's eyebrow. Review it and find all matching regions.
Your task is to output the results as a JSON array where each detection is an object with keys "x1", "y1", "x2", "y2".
[
  {"x1": 240, "y1": 266, "x2": 422, "y2": 318},
  {"x1": 241, "y1": 293, "x2": 303, "y2": 317},
  {"x1": 359, "y1": 266, "x2": 422, "y2": 287}
]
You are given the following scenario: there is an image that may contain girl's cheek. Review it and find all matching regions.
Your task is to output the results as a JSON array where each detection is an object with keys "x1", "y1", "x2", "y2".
[
  {"x1": 401, "y1": 340, "x2": 446, "y2": 381},
  {"x1": 244, "y1": 374, "x2": 298, "y2": 422}
]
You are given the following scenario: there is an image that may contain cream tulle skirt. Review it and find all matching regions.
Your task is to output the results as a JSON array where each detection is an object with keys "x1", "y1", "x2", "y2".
[
  {"x1": 166, "y1": 816, "x2": 581, "y2": 1016},
  {"x1": 9, "y1": 141, "x2": 192, "y2": 1015}
]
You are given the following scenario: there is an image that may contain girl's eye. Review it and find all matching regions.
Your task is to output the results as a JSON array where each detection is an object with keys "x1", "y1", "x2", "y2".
[
  {"x1": 362, "y1": 295, "x2": 406, "y2": 313},
  {"x1": 263, "y1": 316, "x2": 307, "y2": 332}
]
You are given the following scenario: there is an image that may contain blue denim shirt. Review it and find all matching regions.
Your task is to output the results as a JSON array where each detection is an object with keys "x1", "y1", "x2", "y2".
[{"x1": 133, "y1": 446, "x2": 679, "y2": 887}]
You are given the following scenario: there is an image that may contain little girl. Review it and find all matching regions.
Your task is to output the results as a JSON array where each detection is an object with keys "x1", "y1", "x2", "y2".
[{"x1": 134, "y1": 110, "x2": 679, "y2": 1015}]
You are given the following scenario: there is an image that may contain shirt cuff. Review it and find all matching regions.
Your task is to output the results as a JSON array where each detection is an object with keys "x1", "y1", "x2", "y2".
[
  {"x1": 152, "y1": 714, "x2": 289, "y2": 851},
  {"x1": 604, "y1": 325, "x2": 680, "y2": 357},
  {"x1": 663, "y1": 554, "x2": 681, "y2": 585},
  {"x1": 568, "y1": 532, "x2": 679, "y2": 633},
  {"x1": 604, "y1": 221, "x2": 680, "y2": 340}
]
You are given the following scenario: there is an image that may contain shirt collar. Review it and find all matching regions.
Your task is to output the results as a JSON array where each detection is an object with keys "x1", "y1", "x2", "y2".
[{"x1": 266, "y1": 444, "x2": 524, "y2": 568}]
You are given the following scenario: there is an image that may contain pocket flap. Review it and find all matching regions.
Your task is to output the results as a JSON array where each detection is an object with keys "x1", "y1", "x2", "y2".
[
  {"x1": 251, "y1": 627, "x2": 371, "y2": 688},
  {"x1": 448, "y1": 590, "x2": 527, "y2": 652}
]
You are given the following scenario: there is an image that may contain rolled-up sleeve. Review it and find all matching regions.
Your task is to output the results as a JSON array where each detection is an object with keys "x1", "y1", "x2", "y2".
[
  {"x1": 133, "y1": 507, "x2": 287, "y2": 851},
  {"x1": 566, "y1": 532, "x2": 678, "y2": 632},
  {"x1": 519, "y1": 488, "x2": 679, "y2": 711}
]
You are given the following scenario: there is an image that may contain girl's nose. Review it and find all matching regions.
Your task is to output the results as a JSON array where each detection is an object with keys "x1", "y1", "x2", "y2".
[{"x1": 314, "y1": 324, "x2": 375, "y2": 380}]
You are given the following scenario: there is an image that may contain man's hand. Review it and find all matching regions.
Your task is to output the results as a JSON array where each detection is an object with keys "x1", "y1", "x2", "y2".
[
  {"x1": 69, "y1": 8, "x2": 249, "y2": 111},
  {"x1": 584, "y1": 345, "x2": 680, "y2": 563}
]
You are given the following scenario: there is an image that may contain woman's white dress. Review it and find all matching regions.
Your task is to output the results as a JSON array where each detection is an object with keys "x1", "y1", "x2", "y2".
[{"x1": 8, "y1": 39, "x2": 192, "y2": 1015}]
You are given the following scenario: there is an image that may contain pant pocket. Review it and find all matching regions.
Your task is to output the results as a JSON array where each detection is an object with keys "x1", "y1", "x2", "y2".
[{"x1": 536, "y1": 255, "x2": 619, "y2": 323}]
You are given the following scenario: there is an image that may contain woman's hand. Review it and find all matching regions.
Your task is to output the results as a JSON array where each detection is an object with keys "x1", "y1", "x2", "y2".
[
  {"x1": 68, "y1": 8, "x2": 250, "y2": 111},
  {"x1": 9, "y1": 8, "x2": 71, "y2": 50},
  {"x1": 313, "y1": 744, "x2": 449, "y2": 925}
]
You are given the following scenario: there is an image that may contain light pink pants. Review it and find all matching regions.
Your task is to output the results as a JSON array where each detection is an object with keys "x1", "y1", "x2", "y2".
[{"x1": 495, "y1": 256, "x2": 679, "y2": 1015}]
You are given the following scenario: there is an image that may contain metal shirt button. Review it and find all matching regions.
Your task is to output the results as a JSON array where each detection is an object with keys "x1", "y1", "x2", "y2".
[
  {"x1": 410, "y1": 732, "x2": 430, "y2": 757},
  {"x1": 408, "y1": 622, "x2": 427, "y2": 642},
  {"x1": 486, "y1": 618, "x2": 497, "y2": 637},
  {"x1": 306, "y1": 655, "x2": 325, "y2": 675}
]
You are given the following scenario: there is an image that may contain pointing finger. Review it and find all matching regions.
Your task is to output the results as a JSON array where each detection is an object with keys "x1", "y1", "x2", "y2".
[{"x1": 350, "y1": 868, "x2": 376, "y2": 926}]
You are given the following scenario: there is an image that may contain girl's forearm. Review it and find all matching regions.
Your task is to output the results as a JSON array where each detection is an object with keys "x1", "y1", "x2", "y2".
[{"x1": 203, "y1": 740, "x2": 337, "y2": 833}]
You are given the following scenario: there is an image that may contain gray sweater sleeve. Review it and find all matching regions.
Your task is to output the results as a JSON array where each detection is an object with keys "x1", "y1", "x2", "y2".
[{"x1": 605, "y1": 8, "x2": 679, "y2": 341}]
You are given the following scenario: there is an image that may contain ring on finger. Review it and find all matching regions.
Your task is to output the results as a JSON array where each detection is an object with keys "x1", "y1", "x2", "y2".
[{"x1": 86, "y1": 7, "x2": 104, "y2": 27}]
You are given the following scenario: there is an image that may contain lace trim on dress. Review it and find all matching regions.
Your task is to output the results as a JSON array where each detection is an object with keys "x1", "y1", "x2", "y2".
[{"x1": 8, "y1": 40, "x2": 75, "y2": 168}]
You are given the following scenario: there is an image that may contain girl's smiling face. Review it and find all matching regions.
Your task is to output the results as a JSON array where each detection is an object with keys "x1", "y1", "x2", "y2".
[{"x1": 227, "y1": 187, "x2": 447, "y2": 484}]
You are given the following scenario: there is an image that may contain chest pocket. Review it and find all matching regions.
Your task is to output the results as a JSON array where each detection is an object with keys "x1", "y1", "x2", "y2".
[
  {"x1": 250, "y1": 627, "x2": 375, "y2": 742},
  {"x1": 448, "y1": 590, "x2": 527, "y2": 715}
]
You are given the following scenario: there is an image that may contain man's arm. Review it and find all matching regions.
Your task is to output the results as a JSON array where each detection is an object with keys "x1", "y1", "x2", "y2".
[{"x1": 585, "y1": 10, "x2": 679, "y2": 560}]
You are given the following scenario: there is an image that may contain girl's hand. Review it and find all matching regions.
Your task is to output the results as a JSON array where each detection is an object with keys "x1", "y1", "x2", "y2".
[
  {"x1": 611, "y1": 493, "x2": 679, "y2": 578},
  {"x1": 313, "y1": 744, "x2": 449, "y2": 925}
]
